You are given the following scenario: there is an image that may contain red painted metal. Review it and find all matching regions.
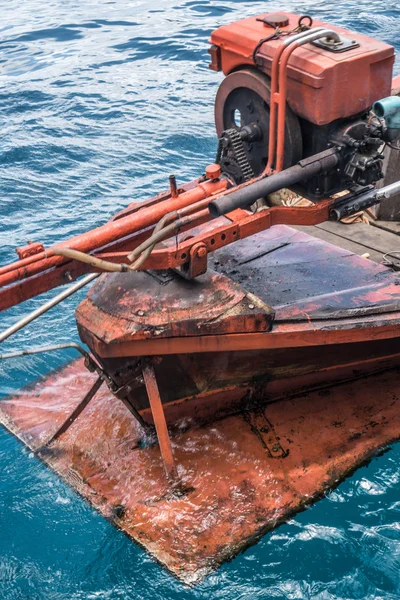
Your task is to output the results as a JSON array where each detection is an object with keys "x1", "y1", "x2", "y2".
[
  {"x1": 0, "y1": 178, "x2": 227, "y2": 286},
  {"x1": 0, "y1": 196, "x2": 334, "y2": 310},
  {"x1": 142, "y1": 361, "x2": 177, "y2": 480},
  {"x1": 210, "y1": 12, "x2": 394, "y2": 125},
  {"x1": 0, "y1": 10, "x2": 400, "y2": 586},
  {"x1": 16, "y1": 241, "x2": 45, "y2": 260},
  {"x1": 71, "y1": 224, "x2": 400, "y2": 445}
]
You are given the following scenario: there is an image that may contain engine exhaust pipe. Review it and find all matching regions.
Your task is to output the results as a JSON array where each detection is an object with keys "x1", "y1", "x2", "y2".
[{"x1": 209, "y1": 148, "x2": 339, "y2": 217}]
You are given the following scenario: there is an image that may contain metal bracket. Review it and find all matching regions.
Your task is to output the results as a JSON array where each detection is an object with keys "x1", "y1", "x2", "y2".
[
  {"x1": 175, "y1": 242, "x2": 208, "y2": 280},
  {"x1": 142, "y1": 359, "x2": 178, "y2": 480},
  {"x1": 312, "y1": 35, "x2": 359, "y2": 53},
  {"x1": 16, "y1": 241, "x2": 45, "y2": 260},
  {"x1": 244, "y1": 409, "x2": 289, "y2": 458}
]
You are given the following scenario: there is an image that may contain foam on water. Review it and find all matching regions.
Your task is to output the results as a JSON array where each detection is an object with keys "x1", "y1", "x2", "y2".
[{"x1": 1, "y1": 0, "x2": 400, "y2": 597}]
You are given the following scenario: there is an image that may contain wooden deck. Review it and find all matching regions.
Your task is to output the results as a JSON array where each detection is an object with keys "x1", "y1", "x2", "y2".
[{"x1": 295, "y1": 220, "x2": 400, "y2": 265}]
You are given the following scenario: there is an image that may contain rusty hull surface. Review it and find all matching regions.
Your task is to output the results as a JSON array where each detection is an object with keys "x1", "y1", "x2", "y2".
[
  {"x1": 77, "y1": 225, "x2": 400, "y2": 360},
  {"x1": 1, "y1": 359, "x2": 400, "y2": 583}
]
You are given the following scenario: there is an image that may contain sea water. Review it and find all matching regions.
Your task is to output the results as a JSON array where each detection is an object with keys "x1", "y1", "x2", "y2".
[{"x1": 1, "y1": 1, "x2": 400, "y2": 598}]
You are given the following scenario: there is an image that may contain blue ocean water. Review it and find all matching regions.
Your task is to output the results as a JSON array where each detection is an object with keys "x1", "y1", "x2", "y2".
[{"x1": 1, "y1": 0, "x2": 400, "y2": 598}]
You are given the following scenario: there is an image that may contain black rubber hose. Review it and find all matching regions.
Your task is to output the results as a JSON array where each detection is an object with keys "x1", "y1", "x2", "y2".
[{"x1": 209, "y1": 149, "x2": 339, "y2": 217}]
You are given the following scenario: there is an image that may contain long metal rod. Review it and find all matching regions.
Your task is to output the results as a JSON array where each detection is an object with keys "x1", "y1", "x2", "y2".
[
  {"x1": 44, "y1": 376, "x2": 104, "y2": 446},
  {"x1": 0, "y1": 273, "x2": 98, "y2": 343},
  {"x1": 376, "y1": 180, "x2": 400, "y2": 200},
  {"x1": 0, "y1": 342, "x2": 90, "y2": 360}
]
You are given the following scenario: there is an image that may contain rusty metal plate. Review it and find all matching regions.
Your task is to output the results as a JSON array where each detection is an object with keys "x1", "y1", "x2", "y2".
[
  {"x1": 76, "y1": 269, "x2": 275, "y2": 345},
  {"x1": 1, "y1": 359, "x2": 399, "y2": 583},
  {"x1": 211, "y1": 225, "x2": 400, "y2": 320}
]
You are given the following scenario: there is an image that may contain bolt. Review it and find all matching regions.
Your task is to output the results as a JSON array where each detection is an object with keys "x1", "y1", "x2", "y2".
[
  {"x1": 137, "y1": 310, "x2": 144, "y2": 316},
  {"x1": 169, "y1": 174, "x2": 178, "y2": 198},
  {"x1": 196, "y1": 246, "x2": 207, "y2": 258},
  {"x1": 248, "y1": 303, "x2": 255, "y2": 309}
]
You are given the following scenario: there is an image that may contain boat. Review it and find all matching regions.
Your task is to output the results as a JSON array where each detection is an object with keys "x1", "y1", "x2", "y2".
[{"x1": 0, "y1": 11, "x2": 400, "y2": 583}]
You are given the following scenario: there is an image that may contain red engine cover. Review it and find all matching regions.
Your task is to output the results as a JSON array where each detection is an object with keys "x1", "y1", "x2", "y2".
[{"x1": 209, "y1": 12, "x2": 395, "y2": 125}]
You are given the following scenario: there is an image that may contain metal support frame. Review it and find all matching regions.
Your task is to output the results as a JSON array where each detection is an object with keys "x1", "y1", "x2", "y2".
[
  {"x1": 0, "y1": 342, "x2": 151, "y2": 445},
  {"x1": 44, "y1": 376, "x2": 104, "y2": 446},
  {"x1": 142, "y1": 359, "x2": 178, "y2": 480}
]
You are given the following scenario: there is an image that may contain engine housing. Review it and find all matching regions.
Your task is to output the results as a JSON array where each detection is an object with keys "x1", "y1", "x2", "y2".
[{"x1": 209, "y1": 12, "x2": 394, "y2": 126}]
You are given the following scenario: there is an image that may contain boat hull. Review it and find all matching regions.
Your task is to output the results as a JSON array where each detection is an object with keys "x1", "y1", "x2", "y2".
[{"x1": 75, "y1": 224, "x2": 400, "y2": 424}]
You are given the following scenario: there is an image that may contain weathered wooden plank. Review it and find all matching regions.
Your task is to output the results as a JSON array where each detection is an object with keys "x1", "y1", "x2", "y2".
[
  {"x1": 377, "y1": 82, "x2": 400, "y2": 221},
  {"x1": 294, "y1": 225, "x2": 383, "y2": 263},
  {"x1": 378, "y1": 141, "x2": 400, "y2": 221},
  {"x1": 372, "y1": 220, "x2": 400, "y2": 236},
  {"x1": 315, "y1": 221, "x2": 400, "y2": 257}
]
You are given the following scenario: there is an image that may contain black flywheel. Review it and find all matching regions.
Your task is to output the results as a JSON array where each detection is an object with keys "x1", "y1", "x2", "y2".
[{"x1": 214, "y1": 68, "x2": 303, "y2": 175}]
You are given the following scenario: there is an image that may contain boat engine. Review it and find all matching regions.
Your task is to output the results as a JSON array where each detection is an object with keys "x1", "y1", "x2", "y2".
[{"x1": 208, "y1": 12, "x2": 400, "y2": 216}]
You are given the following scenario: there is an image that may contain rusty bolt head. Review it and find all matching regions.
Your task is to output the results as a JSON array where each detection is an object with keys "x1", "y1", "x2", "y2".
[
  {"x1": 196, "y1": 246, "x2": 207, "y2": 258},
  {"x1": 205, "y1": 163, "x2": 221, "y2": 180}
]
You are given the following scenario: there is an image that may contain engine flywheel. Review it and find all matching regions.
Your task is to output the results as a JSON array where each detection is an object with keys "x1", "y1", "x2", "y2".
[{"x1": 214, "y1": 68, "x2": 303, "y2": 175}]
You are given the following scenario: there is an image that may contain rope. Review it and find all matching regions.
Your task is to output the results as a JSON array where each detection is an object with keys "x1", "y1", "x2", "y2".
[{"x1": 252, "y1": 15, "x2": 313, "y2": 64}]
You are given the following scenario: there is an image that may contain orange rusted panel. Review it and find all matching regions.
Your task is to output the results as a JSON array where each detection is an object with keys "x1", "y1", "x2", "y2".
[
  {"x1": 77, "y1": 225, "x2": 400, "y2": 361},
  {"x1": 0, "y1": 359, "x2": 399, "y2": 583}
]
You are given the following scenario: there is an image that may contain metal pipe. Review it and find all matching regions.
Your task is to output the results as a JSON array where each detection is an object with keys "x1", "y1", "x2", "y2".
[
  {"x1": 281, "y1": 27, "x2": 327, "y2": 46},
  {"x1": 0, "y1": 178, "x2": 227, "y2": 287},
  {"x1": 209, "y1": 149, "x2": 339, "y2": 217},
  {"x1": 264, "y1": 27, "x2": 326, "y2": 174},
  {"x1": 275, "y1": 29, "x2": 340, "y2": 172},
  {"x1": 0, "y1": 274, "x2": 98, "y2": 343},
  {"x1": 376, "y1": 180, "x2": 400, "y2": 200},
  {"x1": 53, "y1": 248, "x2": 129, "y2": 272}
]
